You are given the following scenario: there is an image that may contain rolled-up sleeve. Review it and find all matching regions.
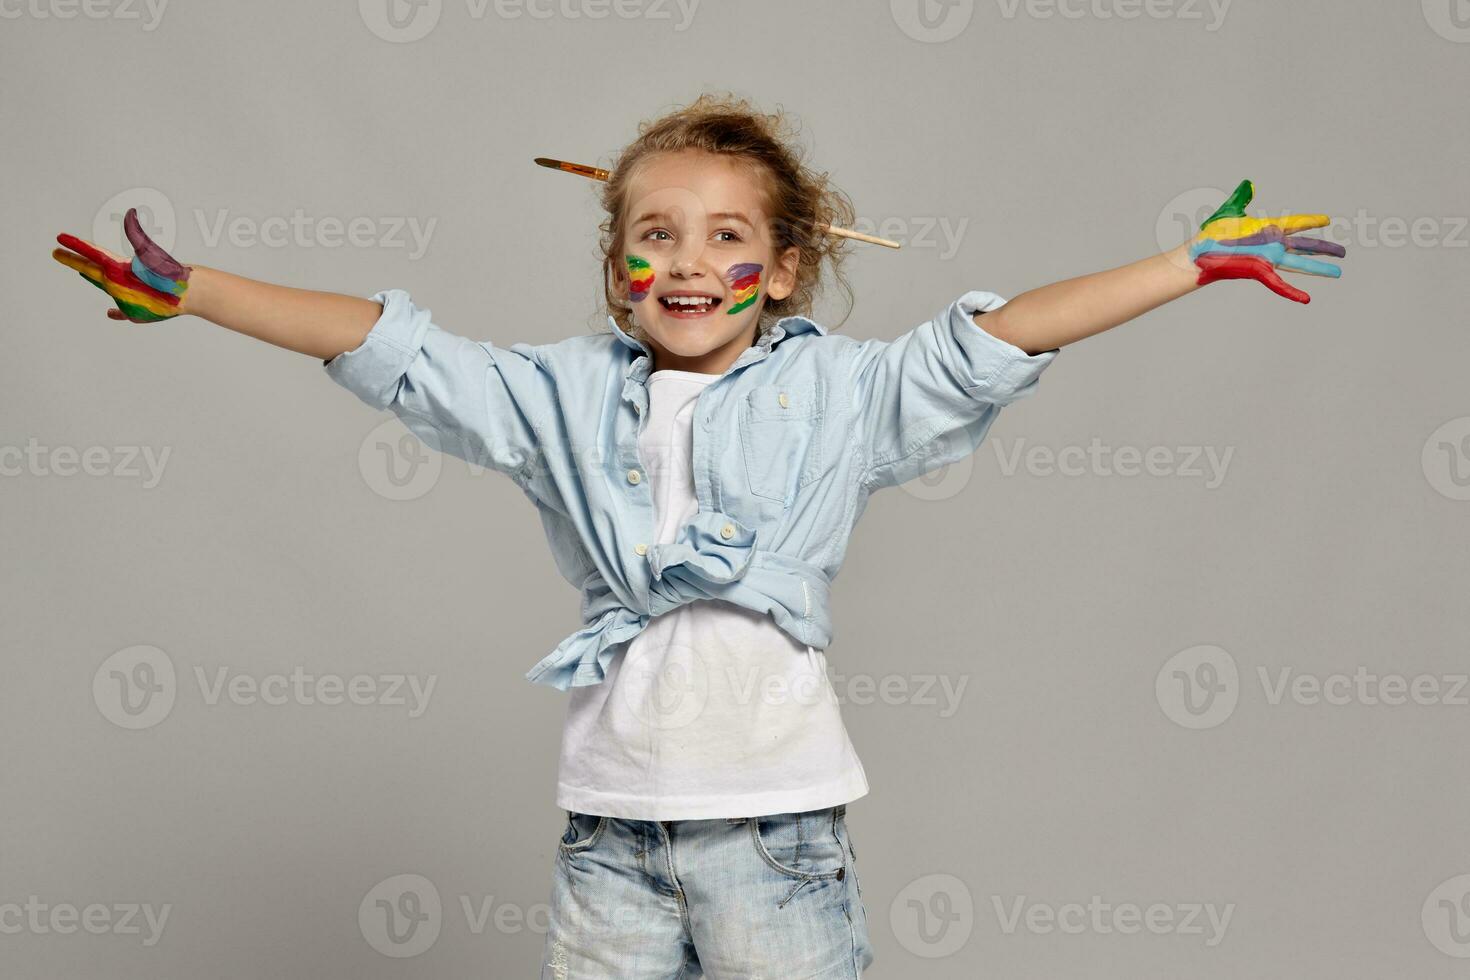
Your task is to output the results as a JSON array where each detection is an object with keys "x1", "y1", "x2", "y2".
[
  {"x1": 324, "y1": 289, "x2": 552, "y2": 483},
  {"x1": 849, "y1": 290, "x2": 1059, "y2": 492}
]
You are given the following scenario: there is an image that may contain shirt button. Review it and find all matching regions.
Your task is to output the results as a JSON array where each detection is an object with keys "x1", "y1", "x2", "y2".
[
  {"x1": 778, "y1": 392, "x2": 790, "y2": 409},
  {"x1": 634, "y1": 543, "x2": 648, "y2": 556},
  {"x1": 720, "y1": 523, "x2": 735, "y2": 540},
  {"x1": 627, "y1": 469, "x2": 641, "y2": 485}
]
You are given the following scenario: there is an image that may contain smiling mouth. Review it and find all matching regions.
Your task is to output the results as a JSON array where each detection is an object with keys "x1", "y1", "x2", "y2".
[{"x1": 658, "y1": 295, "x2": 723, "y2": 317}]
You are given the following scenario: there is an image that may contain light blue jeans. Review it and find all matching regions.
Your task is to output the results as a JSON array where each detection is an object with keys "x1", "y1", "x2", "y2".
[{"x1": 540, "y1": 804, "x2": 874, "y2": 978}]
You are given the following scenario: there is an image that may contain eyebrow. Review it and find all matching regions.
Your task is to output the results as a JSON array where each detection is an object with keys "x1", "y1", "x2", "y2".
[{"x1": 631, "y1": 209, "x2": 754, "y2": 227}]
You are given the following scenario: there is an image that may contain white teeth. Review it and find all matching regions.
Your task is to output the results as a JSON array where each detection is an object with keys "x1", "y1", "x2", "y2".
[{"x1": 663, "y1": 295, "x2": 714, "y2": 308}]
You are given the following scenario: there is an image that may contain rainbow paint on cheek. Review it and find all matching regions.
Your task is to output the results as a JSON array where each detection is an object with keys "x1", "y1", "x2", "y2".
[
  {"x1": 725, "y1": 263, "x2": 762, "y2": 315},
  {"x1": 625, "y1": 255, "x2": 654, "y2": 302}
]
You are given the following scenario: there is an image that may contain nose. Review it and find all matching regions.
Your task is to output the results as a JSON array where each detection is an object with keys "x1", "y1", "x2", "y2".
[
  {"x1": 669, "y1": 257, "x2": 706, "y2": 280},
  {"x1": 668, "y1": 240, "x2": 709, "y2": 279}
]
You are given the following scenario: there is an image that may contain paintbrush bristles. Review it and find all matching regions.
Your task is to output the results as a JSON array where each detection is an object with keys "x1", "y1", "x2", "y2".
[
  {"x1": 535, "y1": 157, "x2": 611, "y2": 182},
  {"x1": 533, "y1": 157, "x2": 901, "y2": 249}
]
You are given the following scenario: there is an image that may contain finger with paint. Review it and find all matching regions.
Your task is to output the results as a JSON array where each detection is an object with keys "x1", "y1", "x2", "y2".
[
  {"x1": 1204, "y1": 224, "x2": 1346, "y2": 257},
  {"x1": 1189, "y1": 180, "x2": 1346, "y2": 304},
  {"x1": 51, "y1": 208, "x2": 191, "y2": 322},
  {"x1": 1189, "y1": 239, "x2": 1343, "y2": 279},
  {"x1": 1194, "y1": 253, "x2": 1311, "y2": 305}
]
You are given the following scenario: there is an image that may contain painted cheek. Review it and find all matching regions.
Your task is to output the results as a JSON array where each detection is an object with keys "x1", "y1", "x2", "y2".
[
  {"x1": 724, "y1": 263, "x2": 762, "y2": 315},
  {"x1": 625, "y1": 255, "x2": 654, "y2": 303}
]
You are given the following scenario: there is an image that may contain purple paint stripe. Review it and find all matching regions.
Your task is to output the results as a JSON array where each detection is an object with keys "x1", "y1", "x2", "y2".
[
  {"x1": 124, "y1": 208, "x2": 187, "y2": 281},
  {"x1": 1217, "y1": 227, "x2": 1347, "y2": 257},
  {"x1": 724, "y1": 262, "x2": 762, "y2": 281}
]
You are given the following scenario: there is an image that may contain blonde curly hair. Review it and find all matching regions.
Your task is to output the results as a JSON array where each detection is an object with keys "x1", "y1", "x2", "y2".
[{"x1": 597, "y1": 93, "x2": 856, "y2": 342}]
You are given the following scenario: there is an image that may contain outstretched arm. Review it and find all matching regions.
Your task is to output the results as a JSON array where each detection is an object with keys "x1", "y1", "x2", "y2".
[
  {"x1": 976, "y1": 180, "x2": 1346, "y2": 356},
  {"x1": 977, "y1": 242, "x2": 1201, "y2": 355},
  {"x1": 52, "y1": 204, "x2": 562, "y2": 484},
  {"x1": 179, "y1": 266, "x2": 382, "y2": 362},
  {"x1": 52, "y1": 208, "x2": 380, "y2": 361}
]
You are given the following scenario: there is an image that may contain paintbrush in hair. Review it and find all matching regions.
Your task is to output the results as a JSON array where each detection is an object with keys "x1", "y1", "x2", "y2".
[{"x1": 534, "y1": 156, "x2": 901, "y2": 249}]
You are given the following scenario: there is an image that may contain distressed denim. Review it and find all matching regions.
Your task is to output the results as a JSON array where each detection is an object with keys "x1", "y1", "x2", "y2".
[
  {"x1": 324, "y1": 289, "x2": 1059, "y2": 690},
  {"x1": 540, "y1": 804, "x2": 873, "y2": 978}
]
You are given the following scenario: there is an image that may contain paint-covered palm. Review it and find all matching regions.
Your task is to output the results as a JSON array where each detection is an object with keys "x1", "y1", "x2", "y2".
[
  {"x1": 1188, "y1": 180, "x2": 1347, "y2": 304},
  {"x1": 51, "y1": 208, "x2": 191, "y2": 322}
]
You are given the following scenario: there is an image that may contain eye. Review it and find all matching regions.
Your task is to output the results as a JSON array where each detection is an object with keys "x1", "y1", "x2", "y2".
[
  {"x1": 713, "y1": 230, "x2": 742, "y2": 243},
  {"x1": 643, "y1": 229, "x2": 673, "y2": 242}
]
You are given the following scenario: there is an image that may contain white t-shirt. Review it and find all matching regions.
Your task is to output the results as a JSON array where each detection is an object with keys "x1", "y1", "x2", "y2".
[{"x1": 554, "y1": 368, "x2": 870, "y2": 820}]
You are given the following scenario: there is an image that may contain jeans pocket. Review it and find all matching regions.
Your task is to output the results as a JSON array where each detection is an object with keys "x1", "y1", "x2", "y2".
[
  {"x1": 558, "y1": 810, "x2": 607, "y2": 855},
  {"x1": 749, "y1": 807, "x2": 847, "y2": 881}
]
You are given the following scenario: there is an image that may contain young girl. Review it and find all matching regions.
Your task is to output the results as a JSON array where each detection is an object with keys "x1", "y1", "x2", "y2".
[{"x1": 51, "y1": 94, "x2": 1343, "y2": 978}]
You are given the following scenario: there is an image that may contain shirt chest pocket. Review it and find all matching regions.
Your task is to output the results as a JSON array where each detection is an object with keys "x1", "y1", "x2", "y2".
[{"x1": 738, "y1": 380, "x2": 826, "y2": 504}]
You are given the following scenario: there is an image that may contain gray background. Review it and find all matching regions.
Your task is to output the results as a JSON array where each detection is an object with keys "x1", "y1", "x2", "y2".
[{"x1": 4, "y1": 0, "x2": 1468, "y2": 976}]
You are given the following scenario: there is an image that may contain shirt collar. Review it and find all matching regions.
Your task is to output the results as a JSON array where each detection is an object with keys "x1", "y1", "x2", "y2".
[{"x1": 607, "y1": 312, "x2": 827, "y2": 357}]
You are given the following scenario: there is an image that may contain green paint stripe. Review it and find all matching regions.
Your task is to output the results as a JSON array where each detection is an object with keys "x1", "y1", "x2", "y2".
[
  {"x1": 113, "y1": 297, "x2": 171, "y2": 322},
  {"x1": 1202, "y1": 179, "x2": 1254, "y2": 228}
]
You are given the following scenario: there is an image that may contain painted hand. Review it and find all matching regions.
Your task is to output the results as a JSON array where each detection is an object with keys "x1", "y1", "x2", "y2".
[
  {"x1": 52, "y1": 208, "x2": 191, "y2": 321},
  {"x1": 1189, "y1": 180, "x2": 1346, "y2": 304}
]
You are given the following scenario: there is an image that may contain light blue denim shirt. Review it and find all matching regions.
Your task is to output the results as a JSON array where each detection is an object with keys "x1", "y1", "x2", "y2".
[{"x1": 324, "y1": 289, "x2": 1059, "y2": 691}]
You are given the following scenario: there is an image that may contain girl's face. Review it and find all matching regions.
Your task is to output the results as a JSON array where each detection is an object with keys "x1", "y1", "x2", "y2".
[{"x1": 614, "y1": 149, "x2": 800, "y2": 374}]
